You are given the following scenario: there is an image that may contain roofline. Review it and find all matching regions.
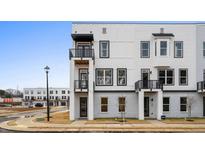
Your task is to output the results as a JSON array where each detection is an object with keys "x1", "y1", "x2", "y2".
[{"x1": 72, "y1": 21, "x2": 205, "y2": 25}]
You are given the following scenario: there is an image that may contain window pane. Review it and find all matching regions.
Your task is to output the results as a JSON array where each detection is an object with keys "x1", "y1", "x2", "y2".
[
  {"x1": 180, "y1": 70, "x2": 187, "y2": 76},
  {"x1": 160, "y1": 41, "x2": 167, "y2": 48},
  {"x1": 159, "y1": 70, "x2": 165, "y2": 76},
  {"x1": 141, "y1": 42, "x2": 149, "y2": 57},
  {"x1": 163, "y1": 97, "x2": 169, "y2": 112},
  {"x1": 100, "y1": 41, "x2": 109, "y2": 58},
  {"x1": 160, "y1": 41, "x2": 167, "y2": 56},
  {"x1": 119, "y1": 97, "x2": 125, "y2": 112},
  {"x1": 118, "y1": 69, "x2": 126, "y2": 86},
  {"x1": 167, "y1": 70, "x2": 173, "y2": 76},
  {"x1": 101, "y1": 97, "x2": 108, "y2": 112},
  {"x1": 180, "y1": 97, "x2": 187, "y2": 111}
]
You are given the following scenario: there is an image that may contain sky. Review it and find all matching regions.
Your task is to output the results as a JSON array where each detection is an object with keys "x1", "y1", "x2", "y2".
[{"x1": 0, "y1": 21, "x2": 72, "y2": 90}]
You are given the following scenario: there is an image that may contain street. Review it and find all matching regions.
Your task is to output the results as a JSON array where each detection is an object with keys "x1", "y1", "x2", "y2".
[{"x1": 0, "y1": 107, "x2": 67, "y2": 133}]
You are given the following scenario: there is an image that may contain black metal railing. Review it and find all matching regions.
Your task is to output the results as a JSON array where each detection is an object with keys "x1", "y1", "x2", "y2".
[
  {"x1": 74, "y1": 80, "x2": 88, "y2": 90},
  {"x1": 197, "y1": 81, "x2": 205, "y2": 91},
  {"x1": 135, "y1": 80, "x2": 163, "y2": 91},
  {"x1": 69, "y1": 48, "x2": 94, "y2": 59}
]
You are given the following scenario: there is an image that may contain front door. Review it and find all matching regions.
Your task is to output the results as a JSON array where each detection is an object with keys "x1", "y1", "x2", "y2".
[
  {"x1": 141, "y1": 69, "x2": 150, "y2": 88},
  {"x1": 144, "y1": 97, "x2": 149, "y2": 117},
  {"x1": 203, "y1": 97, "x2": 205, "y2": 116},
  {"x1": 80, "y1": 97, "x2": 87, "y2": 118}
]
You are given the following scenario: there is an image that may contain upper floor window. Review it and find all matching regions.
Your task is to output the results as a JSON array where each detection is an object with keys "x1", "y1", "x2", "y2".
[
  {"x1": 62, "y1": 90, "x2": 66, "y2": 94},
  {"x1": 96, "y1": 68, "x2": 113, "y2": 86},
  {"x1": 99, "y1": 41, "x2": 109, "y2": 58},
  {"x1": 117, "y1": 68, "x2": 127, "y2": 86},
  {"x1": 50, "y1": 90, "x2": 53, "y2": 94},
  {"x1": 158, "y1": 69, "x2": 174, "y2": 85},
  {"x1": 203, "y1": 42, "x2": 205, "y2": 57},
  {"x1": 180, "y1": 97, "x2": 187, "y2": 111},
  {"x1": 25, "y1": 90, "x2": 29, "y2": 94},
  {"x1": 203, "y1": 69, "x2": 205, "y2": 81},
  {"x1": 37, "y1": 91, "x2": 41, "y2": 94},
  {"x1": 140, "y1": 41, "x2": 150, "y2": 58},
  {"x1": 179, "y1": 69, "x2": 188, "y2": 85},
  {"x1": 56, "y1": 91, "x2": 58, "y2": 94},
  {"x1": 174, "y1": 41, "x2": 183, "y2": 58},
  {"x1": 31, "y1": 90, "x2": 33, "y2": 94},
  {"x1": 160, "y1": 41, "x2": 167, "y2": 56}
]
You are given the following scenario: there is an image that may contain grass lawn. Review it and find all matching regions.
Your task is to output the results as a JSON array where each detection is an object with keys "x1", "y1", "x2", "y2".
[
  {"x1": 37, "y1": 111, "x2": 70, "y2": 124},
  {"x1": 86, "y1": 118, "x2": 149, "y2": 124},
  {"x1": 162, "y1": 118, "x2": 205, "y2": 124}
]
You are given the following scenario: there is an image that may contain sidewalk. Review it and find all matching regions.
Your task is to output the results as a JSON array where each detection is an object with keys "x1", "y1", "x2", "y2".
[{"x1": 2, "y1": 114, "x2": 205, "y2": 132}]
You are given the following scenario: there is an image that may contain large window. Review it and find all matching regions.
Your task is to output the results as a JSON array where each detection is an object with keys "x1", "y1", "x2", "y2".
[
  {"x1": 180, "y1": 97, "x2": 187, "y2": 111},
  {"x1": 96, "y1": 68, "x2": 113, "y2": 86},
  {"x1": 160, "y1": 41, "x2": 167, "y2": 56},
  {"x1": 163, "y1": 97, "x2": 170, "y2": 112},
  {"x1": 140, "y1": 41, "x2": 150, "y2": 58},
  {"x1": 117, "y1": 68, "x2": 127, "y2": 86},
  {"x1": 174, "y1": 41, "x2": 183, "y2": 58},
  {"x1": 101, "y1": 97, "x2": 108, "y2": 112},
  {"x1": 119, "y1": 97, "x2": 125, "y2": 112},
  {"x1": 62, "y1": 90, "x2": 66, "y2": 94},
  {"x1": 203, "y1": 69, "x2": 205, "y2": 81},
  {"x1": 99, "y1": 41, "x2": 109, "y2": 58},
  {"x1": 158, "y1": 69, "x2": 174, "y2": 85},
  {"x1": 203, "y1": 42, "x2": 205, "y2": 57},
  {"x1": 179, "y1": 69, "x2": 188, "y2": 85}
]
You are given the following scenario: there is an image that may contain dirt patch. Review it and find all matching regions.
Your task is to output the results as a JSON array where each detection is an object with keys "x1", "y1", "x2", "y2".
[
  {"x1": 7, "y1": 120, "x2": 17, "y2": 126},
  {"x1": 86, "y1": 118, "x2": 149, "y2": 124}
]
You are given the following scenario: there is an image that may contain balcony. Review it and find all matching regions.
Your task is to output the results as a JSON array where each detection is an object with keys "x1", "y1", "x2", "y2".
[
  {"x1": 74, "y1": 80, "x2": 88, "y2": 92},
  {"x1": 69, "y1": 48, "x2": 94, "y2": 60},
  {"x1": 197, "y1": 81, "x2": 205, "y2": 92},
  {"x1": 135, "y1": 80, "x2": 163, "y2": 91}
]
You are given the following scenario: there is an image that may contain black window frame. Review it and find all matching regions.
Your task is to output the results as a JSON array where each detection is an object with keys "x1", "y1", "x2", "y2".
[
  {"x1": 96, "y1": 68, "x2": 113, "y2": 86},
  {"x1": 179, "y1": 69, "x2": 188, "y2": 86},
  {"x1": 158, "y1": 69, "x2": 175, "y2": 86},
  {"x1": 180, "y1": 97, "x2": 187, "y2": 112},
  {"x1": 101, "y1": 97, "x2": 108, "y2": 112},
  {"x1": 119, "y1": 97, "x2": 126, "y2": 112},
  {"x1": 174, "y1": 41, "x2": 183, "y2": 58},
  {"x1": 163, "y1": 97, "x2": 170, "y2": 112},
  {"x1": 117, "y1": 68, "x2": 127, "y2": 86},
  {"x1": 99, "y1": 40, "x2": 110, "y2": 58},
  {"x1": 140, "y1": 41, "x2": 150, "y2": 58}
]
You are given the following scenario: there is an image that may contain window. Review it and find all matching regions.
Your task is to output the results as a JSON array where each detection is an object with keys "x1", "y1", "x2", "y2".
[
  {"x1": 56, "y1": 91, "x2": 58, "y2": 94},
  {"x1": 174, "y1": 41, "x2": 183, "y2": 58},
  {"x1": 158, "y1": 69, "x2": 174, "y2": 85},
  {"x1": 117, "y1": 68, "x2": 127, "y2": 86},
  {"x1": 102, "y1": 27, "x2": 107, "y2": 34},
  {"x1": 180, "y1": 97, "x2": 187, "y2": 111},
  {"x1": 119, "y1": 97, "x2": 125, "y2": 112},
  {"x1": 101, "y1": 97, "x2": 108, "y2": 112},
  {"x1": 203, "y1": 69, "x2": 205, "y2": 81},
  {"x1": 62, "y1": 90, "x2": 66, "y2": 94},
  {"x1": 160, "y1": 41, "x2": 167, "y2": 56},
  {"x1": 163, "y1": 97, "x2": 170, "y2": 112},
  {"x1": 140, "y1": 41, "x2": 150, "y2": 58},
  {"x1": 96, "y1": 68, "x2": 113, "y2": 86},
  {"x1": 37, "y1": 91, "x2": 41, "y2": 94},
  {"x1": 99, "y1": 41, "x2": 109, "y2": 58},
  {"x1": 25, "y1": 90, "x2": 29, "y2": 94},
  {"x1": 50, "y1": 90, "x2": 53, "y2": 94},
  {"x1": 179, "y1": 69, "x2": 188, "y2": 85},
  {"x1": 62, "y1": 96, "x2": 67, "y2": 100},
  {"x1": 31, "y1": 90, "x2": 33, "y2": 94},
  {"x1": 203, "y1": 42, "x2": 205, "y2": 57}
]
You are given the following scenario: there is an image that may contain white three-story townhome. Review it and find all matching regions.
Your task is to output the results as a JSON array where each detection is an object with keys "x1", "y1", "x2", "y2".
[{"x1": 69, "y1": 22, "x2": 205, "y2": 120}]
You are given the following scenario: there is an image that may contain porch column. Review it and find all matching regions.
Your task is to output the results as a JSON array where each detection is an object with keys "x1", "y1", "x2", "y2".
[
  {"x1": 88, "y1": 59, "x2": 94, "y2": 120},
  {"x1": 157, "y1": 90, "x2": 163, "y2": 120},
  {"x1": 70, "y1": 60, "x2": 75, "y2": 120},
  {"x1": 138, "y1": 91, "x2": 144, "y2": 120}
]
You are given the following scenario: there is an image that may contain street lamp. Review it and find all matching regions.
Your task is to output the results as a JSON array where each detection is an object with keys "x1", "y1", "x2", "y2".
[{"x1": 44, "y1": 66, "x2": 50, "y2": 121}]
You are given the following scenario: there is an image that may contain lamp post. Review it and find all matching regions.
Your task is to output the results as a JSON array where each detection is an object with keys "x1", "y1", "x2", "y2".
[{"x1": 44, "y1": 66, "x2": 50, "y2": 121}]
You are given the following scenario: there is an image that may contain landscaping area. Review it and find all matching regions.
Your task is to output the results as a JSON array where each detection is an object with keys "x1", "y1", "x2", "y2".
[
  {"x1": 162, "y1": 118, "x2": 205, "y2": 124},
  {"x1": 86, "y1": 118, "x2": 149, "y2": 124},
  {"x1": 36, "y1": 111, "x2": 70, "y2": 124}
]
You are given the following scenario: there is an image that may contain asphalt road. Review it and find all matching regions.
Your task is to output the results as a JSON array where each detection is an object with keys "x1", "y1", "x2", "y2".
[{"x1": 0, "y1": 107, "x2": 67, "y2": 133}]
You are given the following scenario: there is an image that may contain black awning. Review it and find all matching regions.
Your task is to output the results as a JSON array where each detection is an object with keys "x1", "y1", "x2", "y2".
[
  {"x1": 152, "y1": 33, "x2": 175, "y2": 37},
  {"x1": 71, "y1": 34, "x2": 94, "y2": 41}
]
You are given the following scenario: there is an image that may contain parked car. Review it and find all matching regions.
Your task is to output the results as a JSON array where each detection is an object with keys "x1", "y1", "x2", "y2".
[{"x1": 35, "y1": 103, "x2": 43, "y2": 107}]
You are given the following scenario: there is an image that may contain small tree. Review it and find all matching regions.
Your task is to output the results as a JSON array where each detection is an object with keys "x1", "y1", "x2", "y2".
[{"x1": 187, "y1": 97, "x2": 194, "y2": 120}]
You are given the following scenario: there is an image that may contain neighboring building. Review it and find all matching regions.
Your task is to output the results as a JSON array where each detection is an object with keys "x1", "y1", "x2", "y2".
[
  {"x1": 23, "y1": 88, "x2": 70, "y2": 107},
  {"x1": 69, "y1": 22, "x2": 205, "y2": 120},
  {"x1": 0, "y1": 97, "x2": 23, "y2": 106}
]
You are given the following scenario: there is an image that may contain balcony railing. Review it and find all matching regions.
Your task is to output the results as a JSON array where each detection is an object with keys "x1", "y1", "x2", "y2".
[
  {"x1": 69, "y1": 48, "x2": 94, "y2": 59},
  {"x1": 74, "y1": 80, "x2": 88, "y2": 90},
  {"x1": 135, "y1": 80, "x2": 163, "y2": 91},
  {"x1": 197, "y1": 81, "x2": 205, "y2": 91}
]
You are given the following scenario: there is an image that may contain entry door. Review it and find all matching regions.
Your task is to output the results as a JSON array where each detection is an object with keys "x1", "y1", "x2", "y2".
[
  {"x1": 141, "y1": 69, "x2": 150, "y2": 88},
  {"x1": 144, "y1": 97, "x2": 149, "y2": 117},
  {"x1": 80, "y1": 97, "x2": 87, "y2": 118},
  {"x1": 203, "y1": 97, "x2": 205, "y2": 116},
  {"x1": 77, "y1": 43, "x2": 91, "y2": 57}
]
